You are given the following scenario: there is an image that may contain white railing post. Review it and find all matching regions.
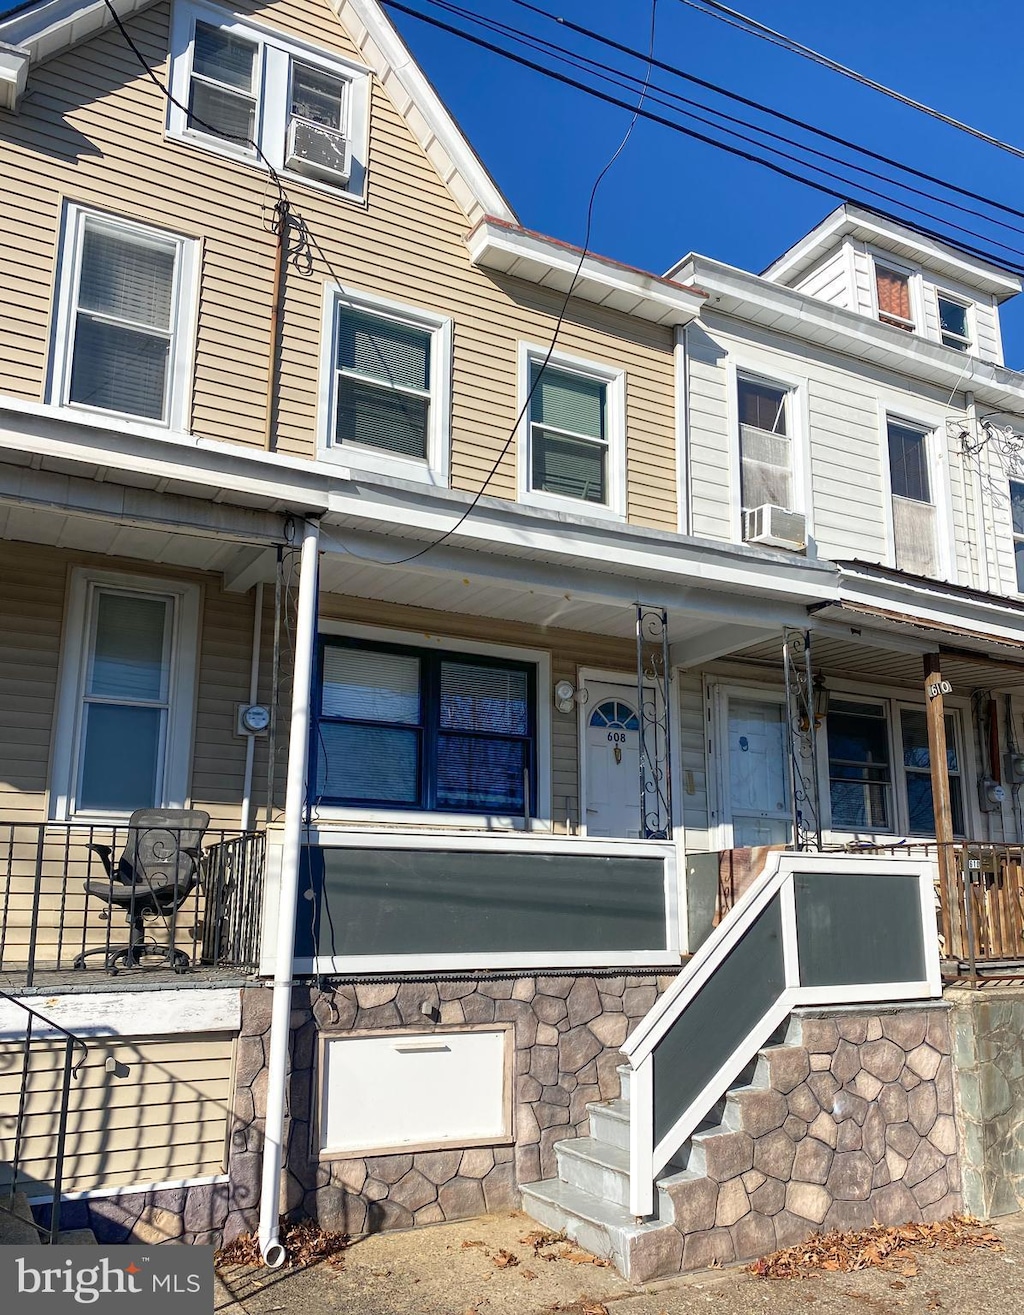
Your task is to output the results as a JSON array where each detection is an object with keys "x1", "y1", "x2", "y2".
[{"x1": 628, "y1": 1058, "x2": 655, "y2": 1218}]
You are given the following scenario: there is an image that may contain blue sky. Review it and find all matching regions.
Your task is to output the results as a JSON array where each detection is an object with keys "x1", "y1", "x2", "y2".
[{"x1": 385, "y1": 0, "x2": 1024, "y2": 366}]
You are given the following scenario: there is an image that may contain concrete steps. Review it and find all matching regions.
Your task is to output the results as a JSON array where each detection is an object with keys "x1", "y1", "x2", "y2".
[{"x1": 520, "y1": 1028, "x2": 800, "y2": 1281}]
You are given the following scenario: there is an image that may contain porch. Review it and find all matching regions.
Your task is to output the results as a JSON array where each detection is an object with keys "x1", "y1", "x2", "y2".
[{"x1": 0, "y1": 821, "x2": 266, "y2": 988}]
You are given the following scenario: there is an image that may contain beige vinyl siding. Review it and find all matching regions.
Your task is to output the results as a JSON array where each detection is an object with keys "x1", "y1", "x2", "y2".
[
  {"x1": 686, "y1": 329, "x2": 732, "y2": 541},
  {"x1": 677, "y1": 668, "x2": 709, "y2": 841},
  {"x1": 0, "y1": 2, "x2": 677, "y2": 531},
  {"x1": 0, "y1": 1033, "x2": 233, "y2": 1196},
  {"x1": 317, "y1": 593, "x2": 639, "y2": 833},
  {"x1": 0, "y1": 541, "x2": 265, "y2": 829}
]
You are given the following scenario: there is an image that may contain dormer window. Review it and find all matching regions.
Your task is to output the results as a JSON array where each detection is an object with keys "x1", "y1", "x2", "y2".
[
  {"x1": 938, "y1": 295, "x2": 971, "y2": 352},
  {"x1": 875, "y1": 264, "x2": 915, "y2": 332}
]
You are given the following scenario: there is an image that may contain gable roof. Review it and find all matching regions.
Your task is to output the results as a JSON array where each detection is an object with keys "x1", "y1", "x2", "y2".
[
  {"x1": 761, "y1": 202, "x2": 1021, "y2": 300},
  {"x1": 0, "y1": 0, "x2": 516, "y2": 225}
]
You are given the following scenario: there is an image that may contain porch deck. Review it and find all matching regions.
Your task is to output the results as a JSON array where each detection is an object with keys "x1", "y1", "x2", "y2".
[{"x1": 0, "y1": 822, "x2": 266, "y2": 988}]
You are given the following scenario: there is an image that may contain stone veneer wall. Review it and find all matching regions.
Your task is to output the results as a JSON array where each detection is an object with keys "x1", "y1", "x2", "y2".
[
  {"x1": 947, "y1": 986, "x2": 1024, "y2": 1218},
  {"x1": 652, "y1": 1005, "x2": 962, "y2": 1276},
  {"x1": 222, "y1": 972, "x2": 677, "y2": 1245}
]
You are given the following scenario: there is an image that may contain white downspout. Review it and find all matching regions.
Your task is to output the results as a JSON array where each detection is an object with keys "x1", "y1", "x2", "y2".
[
  {"x1": 258, "y1": 518, "x2": 319, "y2": 1268},
  {"x1": 240, "y1": 580, "x2": 264, "y2": 833}
]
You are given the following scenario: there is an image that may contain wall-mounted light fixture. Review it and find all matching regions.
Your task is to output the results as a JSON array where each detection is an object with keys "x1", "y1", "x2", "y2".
[
  {"x1": 554, "y1": 679, "x2": 579, "y2": 714},
  {"x1": 812, "y1": 673, "x2": 830, "y2": 728}
]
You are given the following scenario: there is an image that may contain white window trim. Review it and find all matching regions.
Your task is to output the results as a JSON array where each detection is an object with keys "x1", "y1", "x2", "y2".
[
  {"x1": 516, "y1": 342, "x2": 626, "y2": 521},
  {"x1": 49, "y1": 570, "x2": 201, "y2": 823},
  {"x1": 819, "y1": 682, "x2": 976, "y2": 844},
  {"x1": 1010, "y1": 478, "x2": 1024, "y2": 595},
  {"x1": 313, "y1": 619, "x2": 552, "y2": 830},
  {"x1": 49, "y1": 203, "x2": 199, "y2": 432},
  {"x1": 726, "y1": 357, "x2": 811, "y2": 546},
  {"x1": 878, "y1": 400, "x2": 956, "y2": 583},
  {"x1": 167, "y1": 0, "x2": 371, "y2": 203},
  {"x1": 870, "y1": 251, "x2": 923, "y2": 334},
  {"x1": 935, "y1": 288, "x2": 974, "y2": 354},
  {"x1": 316, "y1": 285, "x2": 452, "y2": 487}
]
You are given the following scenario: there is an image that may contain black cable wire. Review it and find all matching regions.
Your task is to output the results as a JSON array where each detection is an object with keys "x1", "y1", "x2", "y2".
[
  {"x1": 674, "y1": 0, "x2": 1024, "y2": 163},
  {"x1": 322, "y1": 0, "x2": 663, "y2": 569},
  {"x1": 420, "y1": 0, "x2": 1024, "y2": 253},
  {"x1": 502, "y1": 0, "x2": 1024, "y2": 233},
  {"x1": 381, "y1": 0, "x2": 1024, "y2": 277}
]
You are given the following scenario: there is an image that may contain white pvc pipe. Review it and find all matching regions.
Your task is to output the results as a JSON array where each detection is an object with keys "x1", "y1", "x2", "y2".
[
  {"x1": 258, "y1": 519, "x2": 319, "y2": 1268},
  {"x1": 240, "y1": 580, "x2": 264, "y2": 834}
]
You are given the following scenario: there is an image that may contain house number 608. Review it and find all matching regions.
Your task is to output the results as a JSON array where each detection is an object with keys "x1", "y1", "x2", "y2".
[
  {"x1": 927, "y1": 680, "x2": 953, "y2": 699},
  {"x1": 608, "y1": 731, "x2": 626, "y2": 743}
]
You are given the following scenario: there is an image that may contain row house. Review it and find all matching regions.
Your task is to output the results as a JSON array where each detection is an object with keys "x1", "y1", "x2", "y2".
[{"x1": 0, "y1": 0, "x2": 1022, "y2": 1276}]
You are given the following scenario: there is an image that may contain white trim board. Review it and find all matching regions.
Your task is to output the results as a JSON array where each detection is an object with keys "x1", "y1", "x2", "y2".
[
  {"x1": 24, "y1": 1173, "x2": 229, "y2": 1205},
  {"x1": 0, "y1": 987, "x2": 242, "y2": 1039}
]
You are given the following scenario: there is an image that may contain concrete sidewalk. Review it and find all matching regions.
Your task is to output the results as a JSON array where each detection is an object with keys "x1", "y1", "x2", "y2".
[{"x1": 214, "y1": 1210, "x2": 1024, "y2": 1315}]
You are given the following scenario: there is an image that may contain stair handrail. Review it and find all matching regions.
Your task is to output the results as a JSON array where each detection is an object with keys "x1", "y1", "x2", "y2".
[
  {"x1": 0, "y1": 988, "x2": 89, "y2": 1242},
  {"x1": 620, "y1": 851, "x2": 942, "y2": 1218}
]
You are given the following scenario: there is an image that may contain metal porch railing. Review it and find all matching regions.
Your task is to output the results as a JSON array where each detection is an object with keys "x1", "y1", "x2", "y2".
[
  {"x1": 0, "y1": 989, "x2": 88, "y2": 1242},
  {"x1": 0, "y1": 823, "x2": 266, "y2": 985}
]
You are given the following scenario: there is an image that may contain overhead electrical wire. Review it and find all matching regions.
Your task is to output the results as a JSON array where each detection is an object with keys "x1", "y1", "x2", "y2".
[
  {"x1": 673, "y1": 0, "x2": 1024, "y2": 163},
  {"x1": 503, "y1": 0, "x2": 1024, "y2": 232},
  {"x1": 381, "y1": 0, "x2": 1024, "y2": 275},
  {"x1": 423, "y1": 0, "x2": 1024, "y2": 248}
]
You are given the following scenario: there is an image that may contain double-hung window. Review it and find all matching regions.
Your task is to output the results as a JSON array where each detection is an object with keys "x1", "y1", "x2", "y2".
[
  {"x1": 520, "y1": 349, "x2": 625, "y2": 516},
  {"x1": 825, "y1": 696, "x2": 966, "y2": 838},
  {"x1": 937, "y1": 294, "x2": 971, "y2": 352},
  {"x1": 315, "y1": 640, "x2": 536, "y2": 816},
  {"x1": 320, "y1": 290, "x2": 452, "y2": 483},
  {"x1": 875, "y1": 263, "x2": 915, "y2": 332},
  {"x1": 169, "y1": 3, "x2": 370, "y2": 198},
  {"x1": 887, "y1": 418, "x2": 939, "y2": 576},
  {"x1": 52, "y1": 207, "x2": 196, "y2": 428},
  {"x1": 737, "y1": 376, "x2": 792, "y2": 513},
  {"x1": 1010, "y1": 480, "x2": 1024, "y2": 593},
  {"x1": 50, "y1": 573, "x2": 200, "y2": 820}
]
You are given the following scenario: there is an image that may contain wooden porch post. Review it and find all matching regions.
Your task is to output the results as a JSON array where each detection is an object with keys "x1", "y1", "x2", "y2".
[{"x1": 923, "y1": 652, "x2": 959, "y2": 958}]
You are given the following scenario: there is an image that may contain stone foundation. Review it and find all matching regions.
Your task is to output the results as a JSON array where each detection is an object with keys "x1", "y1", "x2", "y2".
[
  {"x1": 224, "y1": 972, "x2": 677, "y2": 1245},
  {"x1": 35, "y1": 1180, "x2": 228, "y2": 1245},
  {"x1": 948, "y1": 986, "x2": 1024, "y2": 1217},
  {"x1": 656, "y1": 1004, "x2": 962, "y2": 1274}
]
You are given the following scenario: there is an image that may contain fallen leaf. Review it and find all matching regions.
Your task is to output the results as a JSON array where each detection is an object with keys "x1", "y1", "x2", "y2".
[
  {"x1": 900, "y1": 1258, "x2": 919, "y2": 1277},
  {"x1": 521, "y1": 1268, "x2": 537, "y2": 1281},
  {"x1": 493, "y1": 1249, "x2": 519, "y2": 1269},
  {"x1": 890, "y1": 1280, "x2": 906, "y2": 1290},
  {"x1": 462, "y1": 1240, "x2": 487, "y2": 1251}
]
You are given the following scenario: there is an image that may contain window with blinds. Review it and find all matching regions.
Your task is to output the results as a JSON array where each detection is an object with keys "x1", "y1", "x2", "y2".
[
  {"x1": 1011, "y1": 480, "x2": 1024, "y2": 593},
  {"x1": 333, "y1": 306, "x2": 432, "y2": 460},
  {"x1": 528, "y1": 362, "x2": 608, "y2": 504},
  {"x1": 888, "y1": 419, "x2": 938, "y2": 576},
  {"x1": 737, "y1": 377, "x2": 792, "y2": 512},
  {"x1": 875, "y1": 264, "x2": 915, "y2": 331},
  {"x1": 188, "y1": 21, "x2": 258, "y2": 145},
  {"x1": 76, "y1": 589, "x2": 173, "y2": 813},
  {"x1": 315, "y1": 640, "x2": 535, "y2": 814},
  {"x1": 66, "y1": 215, "x2": 181, "y2": 423}
]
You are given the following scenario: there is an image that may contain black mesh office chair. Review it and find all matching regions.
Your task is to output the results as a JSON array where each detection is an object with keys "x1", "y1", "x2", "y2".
[{"x1": 73, "y1": 808, "x2": 211, "y2": 974}]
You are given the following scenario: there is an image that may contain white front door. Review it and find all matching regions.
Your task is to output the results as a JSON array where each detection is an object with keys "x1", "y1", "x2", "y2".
[
  {"x1": 583, "y1": 682, "x2": 643, "y2": 838},
  {"x1": 725, "y1": 695, "x2": 791, "y2": 847}
]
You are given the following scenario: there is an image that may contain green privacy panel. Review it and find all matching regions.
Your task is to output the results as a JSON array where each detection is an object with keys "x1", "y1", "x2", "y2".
[
  {"x1": 296, "y1": 846, "x2": 669, "y2": 959},
  {"x1": 652, "y1": 895, "x2": 786, "y2": 1147},
  {"x1": 794, "y1": 872, "x2": 926, "y2": 987}
]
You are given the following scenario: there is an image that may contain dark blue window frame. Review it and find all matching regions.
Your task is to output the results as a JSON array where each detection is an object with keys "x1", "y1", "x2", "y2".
[{"x1": 312, "y1": 636, "x2": 538, "y2": 815}]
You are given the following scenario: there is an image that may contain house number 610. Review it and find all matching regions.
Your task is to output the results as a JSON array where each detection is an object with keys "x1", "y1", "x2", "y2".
[{"x1": 927, "y1": 680, "x2": 953, "y2": 699}]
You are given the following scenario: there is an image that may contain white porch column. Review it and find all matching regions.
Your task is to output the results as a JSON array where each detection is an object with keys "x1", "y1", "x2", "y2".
[{"x1": 259, "y1": 517, "x2": 319, "y2": 1266}]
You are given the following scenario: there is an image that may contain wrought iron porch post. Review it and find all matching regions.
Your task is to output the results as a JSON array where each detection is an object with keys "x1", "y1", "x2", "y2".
[
  {"x1": 636, "y1": 606, "x2": 673, "y2": 840},
  {"x1": 783, "y1": 627, "x2": 822, "y2": 851}
]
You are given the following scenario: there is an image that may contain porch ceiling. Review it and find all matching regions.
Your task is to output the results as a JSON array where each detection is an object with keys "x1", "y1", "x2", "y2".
[{"x1": 728, "y1": 629, "x2": 1024, "y2": 693}]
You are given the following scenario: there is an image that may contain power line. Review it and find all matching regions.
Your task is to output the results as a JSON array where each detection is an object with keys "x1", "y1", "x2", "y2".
[
  {"x1": 674, "y1": 0, "x2": 1024, "y2": 163},
  {"x1": 381, "y1": 0, "x2": 1024, "y2": 275},
  {"x1": 504, "y1": 0, "x2": 1024, "y2": 231},
  {"x1": 428, "y1": 0, "x2": 1024, "y2": 248}
]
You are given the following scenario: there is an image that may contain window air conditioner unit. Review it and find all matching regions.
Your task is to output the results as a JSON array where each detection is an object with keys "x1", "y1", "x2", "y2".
[
  {"x1": 285, "y1": 118, "x2": 351, "y2": 184},
  {"x1": 743, "y1": 503, "x2": 807, "y2": 552}
]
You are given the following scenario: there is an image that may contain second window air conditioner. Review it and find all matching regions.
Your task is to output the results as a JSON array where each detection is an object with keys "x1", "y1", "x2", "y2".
[
  {"x1": 743, "y1": 503, "x2": 807, "y2": 552},
  {"x1": 285, "y1": 118, "x2": 351, "y2": 184}
]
